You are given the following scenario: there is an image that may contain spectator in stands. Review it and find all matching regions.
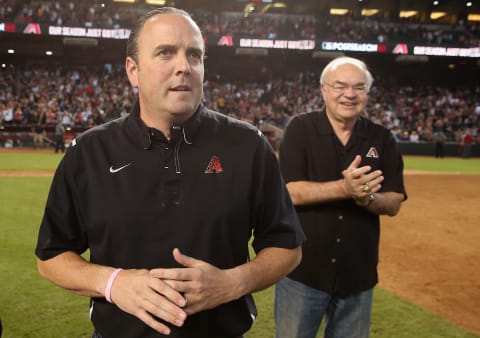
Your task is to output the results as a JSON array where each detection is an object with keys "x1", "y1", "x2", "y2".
[
  {"x1": 461, "y1": 128, "x2": 474, "y2": 158},
  {"x1": 5, "y1": 0, "x2": 480, "y2": 46},
  {"x1": 54, "y1": 120, "x2": 65, "y2": 153},
  {"x1": 1, "y1": 101, "x2": 14, "y2": 125},
  {"x1": 13, "y1": 104, "x2": 24, "y2": 125},
  {"x1": 274, "y1": 56, "x2": 407, "y2": 338},
  {"x1": 432, "y1": 120, "x2": 447, "y2": 158},
  {"x1": 35, "y1": 7, "x2": 304, "y2": 338},
  {"x1": 32, "y1": 122, "x2": 45, "y2": 148},
  {"x1": 1, "y1": 59, "x2": 478, "y2": 153},
  {"x1": 409, "y1": 129, "x2": 420, "y2": 142}
]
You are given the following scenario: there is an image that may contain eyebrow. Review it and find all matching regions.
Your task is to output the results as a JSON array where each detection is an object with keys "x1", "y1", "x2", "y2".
[
  {"x1": 152, "y1": 44, "x2": 175, "y2": 53},
  {"x1": 152, "y1": 44, "x2": 204, "y2": 55},
  {"x1": 333, "y1": 80, "x2": 366, "y2": 86}
]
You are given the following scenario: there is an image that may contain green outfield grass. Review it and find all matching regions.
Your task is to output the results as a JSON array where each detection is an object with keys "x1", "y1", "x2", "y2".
[
  {"x1": 0, "y1": 151, "x2": 479, "y2": 337},
  {"x1": 1, "y1": 151, "x2": 479, "y2": 174},
  {"x1": 403, "y1": 156, "x2": 480, "y2": 174},
  {"x1": 0, "y1": 151, "x2": 64, "y2": 171}
]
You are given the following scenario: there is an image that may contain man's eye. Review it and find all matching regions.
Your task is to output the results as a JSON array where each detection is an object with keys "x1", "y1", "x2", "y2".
[
  {"x1": 353, "y1": 86, "x2": 366, "y2": 91},
  {"x1": 158, "y1": 50, "x2": 173, "y2": 56},
  {"x1": 190, "y1": 52, "x2": 203, "y2": 60},
  {"x1": 333, "y1": 85, "x2": 346, "y2": 91}
]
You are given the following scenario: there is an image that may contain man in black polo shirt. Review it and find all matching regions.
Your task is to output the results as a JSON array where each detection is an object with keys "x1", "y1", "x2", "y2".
[
  {"x1": 35, "y1": 8, "x2": 305, "y2": 338},
  {"x1": 274, "y1": 57, "x2": 407, "y2": 338}
]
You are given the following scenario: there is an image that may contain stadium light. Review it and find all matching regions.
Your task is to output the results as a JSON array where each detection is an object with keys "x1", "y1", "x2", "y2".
[
  {"x1": 399, "y1": 11, "x2": 418, "y2": 18},
  {"x1": 430, "y1": 11, "x2": 447, "y2": 20},
  {"x1": 330, "y1": 8, "x2": 349, "y2": 15},
  {"x1": 7, "y1": 49, "x2": 15, "y2": 54},
  {"x1": 145, "y1": 0, "x2": 166, "y2": 5},
  {"x1": 244, "y1": 3, "x2": 255, "y2": 17},
  {"x1": 361, "y1": 9, "x2": 380, "y2": 16},
  {"x1": 468, "y1": 14, "x2": 480, "y2": 21}
]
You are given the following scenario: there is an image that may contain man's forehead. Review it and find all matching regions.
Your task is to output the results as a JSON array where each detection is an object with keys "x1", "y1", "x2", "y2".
[
  {"x1": 141, "y1": 13, "x2": 203, "y2": 47},
  {"x1": 144, "y1": 13, "x2": 199, "y2": 34},
  {"x1": 330, "y1": 64, "x2": 365, "y2": 81}
]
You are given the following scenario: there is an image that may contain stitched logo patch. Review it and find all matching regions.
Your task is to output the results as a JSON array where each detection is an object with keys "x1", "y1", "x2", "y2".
[
  {"x1": 204, "y1": 156, "x2": 223, "y2": 174},
  {"x1": 109, "y1": 163, "x2": 132, "y2": 173},
  {"x1": 366, "y1": 147, "x2": 379, "y2": 158}
]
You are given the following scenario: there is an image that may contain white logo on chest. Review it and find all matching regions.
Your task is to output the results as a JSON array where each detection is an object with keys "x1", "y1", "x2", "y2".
[{"x1": 109, "y1": 163, "x2": 132, "y2": 173}]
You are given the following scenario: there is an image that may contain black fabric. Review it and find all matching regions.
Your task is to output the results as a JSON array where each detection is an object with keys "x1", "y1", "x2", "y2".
[
  {"x1": 36, "y1": 102, "x2": 305, "y2": 337},
  {"x1": 279, "y1": 110, "x2": 406, "y2": 298}
]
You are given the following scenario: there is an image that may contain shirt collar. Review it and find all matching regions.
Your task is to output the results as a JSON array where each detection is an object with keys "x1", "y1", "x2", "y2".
[
  {"x1": 125, "y1": 100, "x2": 204, "y2": 149},
  {"x1": 315, "y1": 109, "x2": 368, "y2": 139}
]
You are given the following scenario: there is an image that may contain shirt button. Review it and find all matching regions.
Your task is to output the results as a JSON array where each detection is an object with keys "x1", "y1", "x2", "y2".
[
  {"x1": 331, "y1": 258, "x2": 336, "y2": 263},
  {"x1": 338, "y1": 215, "x2": 343, "y2": 220}
]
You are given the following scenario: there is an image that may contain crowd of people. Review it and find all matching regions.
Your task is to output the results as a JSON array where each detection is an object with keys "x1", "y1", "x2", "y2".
[
  {"x1": 1, "y1": 0, "x2": 479, "y2": 46},
  {"x1": 1, "y1": 64, "x2": 479, "y2": 149}
]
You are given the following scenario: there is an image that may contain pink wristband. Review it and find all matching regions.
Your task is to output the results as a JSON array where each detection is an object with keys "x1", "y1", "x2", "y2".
[{"x1": 105, "y1": 268, "x2": 122, "y2": 303}]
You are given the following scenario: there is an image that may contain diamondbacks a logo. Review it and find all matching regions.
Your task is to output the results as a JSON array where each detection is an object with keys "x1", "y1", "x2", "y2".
[
  {"x1": 366, "y1": 147, "x2": 379, "y2": 158},
  {"x1": 205, "y1": 156, "x2": 224, "y2": 174}
]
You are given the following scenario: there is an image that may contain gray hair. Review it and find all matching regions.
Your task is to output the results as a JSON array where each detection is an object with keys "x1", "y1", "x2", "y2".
[{"x1": 320, "y1": 56, "x2": 374, "y2": 91}]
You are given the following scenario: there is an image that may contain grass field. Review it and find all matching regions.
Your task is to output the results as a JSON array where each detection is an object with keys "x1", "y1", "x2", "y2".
[
  {"x1": 403, "y1": 156, "x2": 480, "y2": 174},
  {"x1": 0, "y1": 151, "x2": 479, "y2": 338}
]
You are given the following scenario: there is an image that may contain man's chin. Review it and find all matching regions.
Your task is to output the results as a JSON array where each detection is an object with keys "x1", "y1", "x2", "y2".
[{"x1": 168, "y1": 104, "x2": 198, "y2": 120}]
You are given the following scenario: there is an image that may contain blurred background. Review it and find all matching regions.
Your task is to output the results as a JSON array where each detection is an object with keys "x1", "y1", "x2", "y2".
[{"x1": 1, "y1": 0, "x2": 479, "y2": 156}]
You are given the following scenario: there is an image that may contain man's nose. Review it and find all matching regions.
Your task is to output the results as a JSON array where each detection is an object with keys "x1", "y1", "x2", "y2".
[
  {"x1": 175, "y1": 53, "x2": 191, "y2": 75},
  {"x1": 343, "y1": 85, "x2": 357, "y2": 96}
]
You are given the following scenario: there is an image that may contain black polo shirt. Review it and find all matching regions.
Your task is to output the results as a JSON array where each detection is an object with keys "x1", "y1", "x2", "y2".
[
  {"x1": 36, "y1": 102, "x2": 305, "y2": 338},
  {"x1": 279, "y1": 110, "x2": 406, "y2": 298}
]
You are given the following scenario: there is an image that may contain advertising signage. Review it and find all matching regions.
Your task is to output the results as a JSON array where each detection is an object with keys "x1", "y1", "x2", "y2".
[
  {"x1": 1, "y1": 22, "x2": 479, "y2": 58},
  {"x1": 0, "y1": 22, "x2": 130, "y2": 39}
]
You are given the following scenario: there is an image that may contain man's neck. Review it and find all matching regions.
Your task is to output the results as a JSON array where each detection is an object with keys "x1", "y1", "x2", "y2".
[
  {"x1": 140, "y1": 110, "x2": 193, "y2": 140},
  {"x1": 325, "y1": 111, "x2": 357, "y2": 146}
]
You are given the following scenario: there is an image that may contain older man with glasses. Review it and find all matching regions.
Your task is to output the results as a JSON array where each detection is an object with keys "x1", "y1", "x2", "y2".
[{"x1": 274, "y1": 56, "x2": 407, "y2": 338}]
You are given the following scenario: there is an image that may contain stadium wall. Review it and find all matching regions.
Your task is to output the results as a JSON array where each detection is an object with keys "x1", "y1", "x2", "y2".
[
  {"x1": 397, "y1": 142, "x2": 480, "y2": 157},
  {"x1": 1, "y1": 126, "x2": 478, "y2": 157}
]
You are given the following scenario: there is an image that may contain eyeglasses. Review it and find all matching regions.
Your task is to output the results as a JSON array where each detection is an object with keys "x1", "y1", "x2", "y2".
[{"x1": 324, "y1": 82, "x2": 368, "y2": 95}]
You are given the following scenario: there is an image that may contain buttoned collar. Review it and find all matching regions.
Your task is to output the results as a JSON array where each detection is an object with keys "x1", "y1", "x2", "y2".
[
  {"x1": 314, "y1": 109, "x2": 369, "y2": 140},
  {"x1": 125, "y1": 99, "x2": 203, "y2": 149}
]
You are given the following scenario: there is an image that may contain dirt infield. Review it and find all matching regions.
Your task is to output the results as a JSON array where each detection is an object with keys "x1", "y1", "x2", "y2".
[
  {"x1": 379, "y1": 173, "x2": 480, "y2": 334},
  {"x1": 1, "y1": 164, "x2": 479, "y2": 334}
]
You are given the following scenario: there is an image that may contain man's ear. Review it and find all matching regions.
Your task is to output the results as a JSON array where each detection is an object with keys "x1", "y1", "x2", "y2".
[{"x1": 125, "y1": 56, "x2": 139, "y2": 88}]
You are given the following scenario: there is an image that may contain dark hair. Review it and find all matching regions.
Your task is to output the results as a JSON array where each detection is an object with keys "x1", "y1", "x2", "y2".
[{"x1": 126, "y1": 7, "x2": 201, "y2": 64}]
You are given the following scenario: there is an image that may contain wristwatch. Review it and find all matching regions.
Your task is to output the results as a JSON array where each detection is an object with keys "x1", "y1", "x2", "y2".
[{"x1": 367, "y1": 193, "x2": 375, "y2": 206}]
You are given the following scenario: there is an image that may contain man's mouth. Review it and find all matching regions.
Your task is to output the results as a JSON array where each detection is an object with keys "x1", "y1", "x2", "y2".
[
  {"x1": 170, "y1": 85, "x2": 191, "y2": 92},
  {"x1": 341, "y1": 102, "x2": 357, "y2": 107}
]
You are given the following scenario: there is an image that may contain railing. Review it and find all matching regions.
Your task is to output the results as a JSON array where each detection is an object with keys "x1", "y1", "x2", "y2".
[{"x1": 1, "y1": 124, "x2": 477, "y2": 157}]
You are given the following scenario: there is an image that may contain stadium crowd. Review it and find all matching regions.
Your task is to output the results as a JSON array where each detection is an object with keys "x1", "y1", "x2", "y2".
[
  {"x1": 1, "y1": 64, "x2": 479, "y2": 149},
  {"x1": 1, "y1": 0, "x2": 479, "y2": 47}
]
